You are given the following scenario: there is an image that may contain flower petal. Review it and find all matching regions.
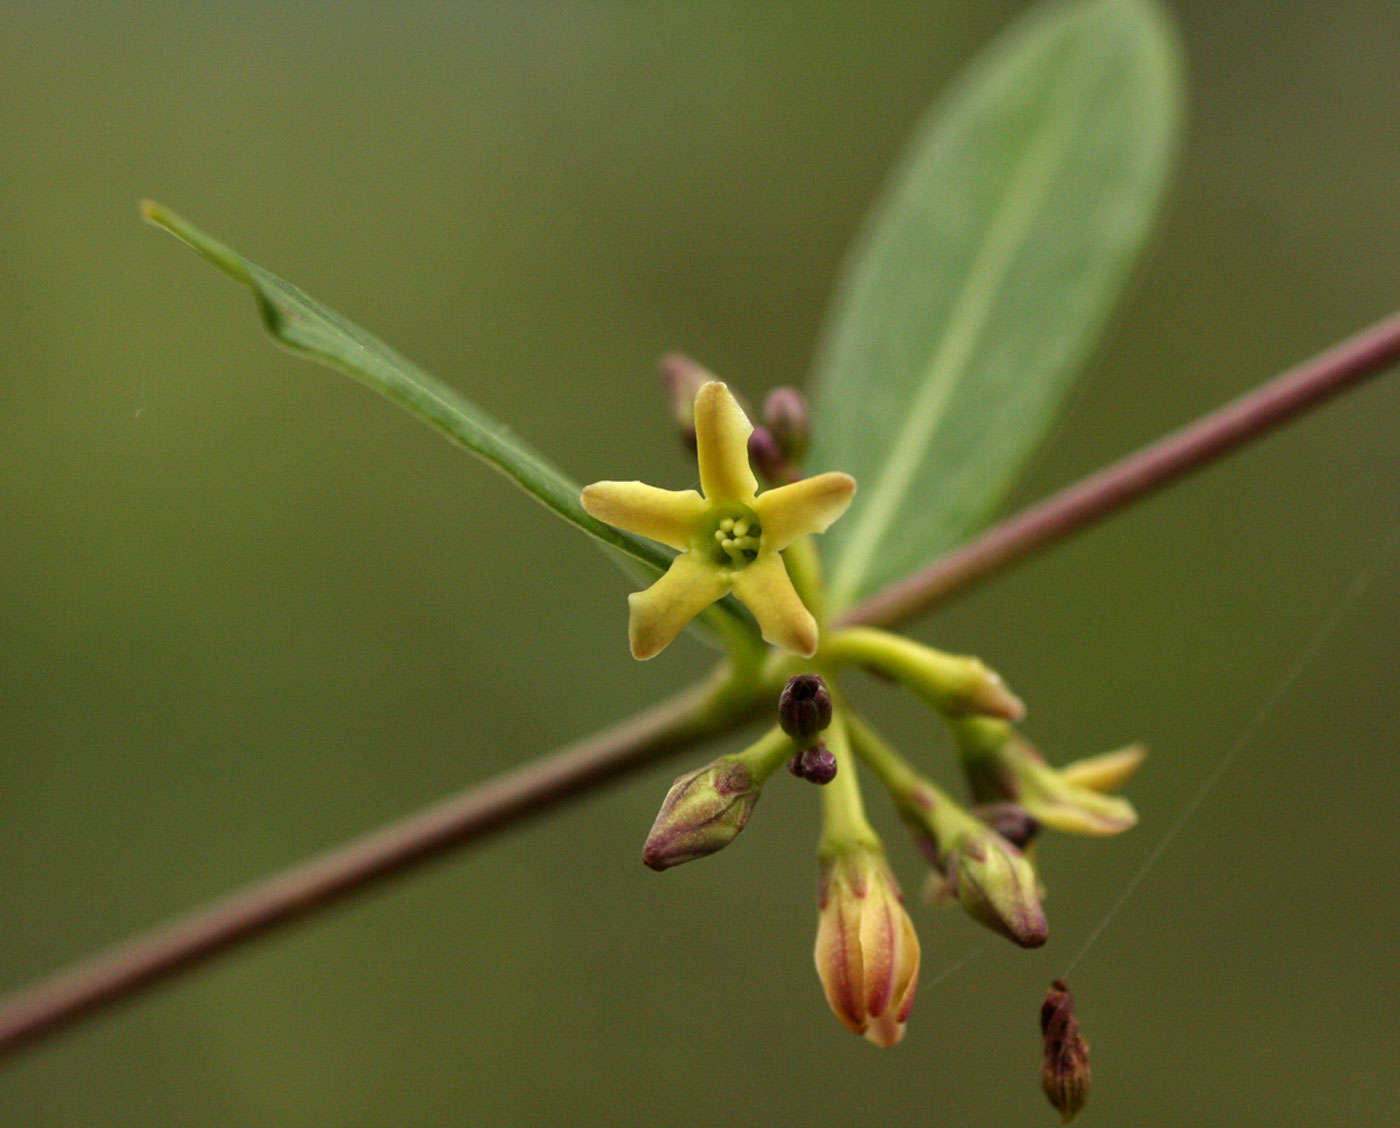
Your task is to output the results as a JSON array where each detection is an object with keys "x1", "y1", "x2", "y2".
[
  {"x1": 1058, "y1": 744, "x2": 1146, "y2": 793},
  {"x1": 694, "y1": 381, "x2": 757, "y2": 502},
  {"x1": 754, "y1": 471, "x2": 857, "y2": 551},
  {"x1": 731, "y1": 552, "x2": 818, "y2": 657},
  {"x1": 581, "y1": 481, "x2": 706, "y2": 551},
  {"x1": 627, "y1": 552, "x2": 731, "y2": 660},
  {"x1": 1021, "y1": 784, "x2": 1139, "y2": 837},
  {"x1": 863, "y1": 899, "x2": 920, "y2": 1048}
]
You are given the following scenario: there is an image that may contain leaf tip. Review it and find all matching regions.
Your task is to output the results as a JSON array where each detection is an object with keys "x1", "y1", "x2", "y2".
[{"x1": 138, "y1": 202, "x2": 252, "y2": 286}]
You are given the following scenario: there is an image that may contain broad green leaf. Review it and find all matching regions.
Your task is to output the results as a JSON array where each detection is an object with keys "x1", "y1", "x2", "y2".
[
  {"x1": 810, "y1": 0, "x2": 1182, "y2": 611},
  {"x1": 141, "y1": 202, "x2": 756, "y2": 644}
]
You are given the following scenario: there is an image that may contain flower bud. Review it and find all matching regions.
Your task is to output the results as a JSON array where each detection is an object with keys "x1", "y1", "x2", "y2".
[
  {"x1": 762, "y1": 386, "x2": 811, "y2": 463},
  {"x1": 779, "y1": 674, "x2": 833, "y2": 743},
  {"x1": 788, "y1": 740, "x2": 838, "y2": 785},
  {"x1": 1040, "y1": 978, "x2": 1090, "y2": 1123},
  {"x1": 747, "y1": 425, "x2": 791, "y2": 485},
  {"x1": 642, "y1": 756, "x2": 761, "y2": 871},
  {"x1": 814, "y1": 844, "x2": 921, "y2": 1047},
  {"x1": 658, "y1": 353, "x2": 717, "y2": 451},
  {"x1": 826, "y1": 629, "x2": 1024, "y2": 722},
  {"x1": 946, "y1": 827, "x2": 1048, "y2": 948},
  {"x1": 973, "y1": 802, "x2": 1040, "y2": 851}
]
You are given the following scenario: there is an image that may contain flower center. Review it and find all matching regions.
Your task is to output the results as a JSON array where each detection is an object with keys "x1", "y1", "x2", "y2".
[{"x1": 704, "y1": 506, "x2": 763, "y2": 569}]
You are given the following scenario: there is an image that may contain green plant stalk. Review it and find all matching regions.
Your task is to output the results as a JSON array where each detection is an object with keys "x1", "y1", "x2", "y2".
[
  {"x1": 845, "y1": 711, "x2": 982, "y2": 847},
  {"x1": 735, "y1": 725, "x2": 800, "y2": 784},
  {"x1": 817, "y1": 715, "x2": 880, "y2": 854}
]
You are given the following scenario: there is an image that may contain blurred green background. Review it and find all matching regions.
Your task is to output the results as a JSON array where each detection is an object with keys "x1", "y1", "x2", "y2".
[{"x1": 2, "y1": 2, "x2": 1397, "y2": 1125}]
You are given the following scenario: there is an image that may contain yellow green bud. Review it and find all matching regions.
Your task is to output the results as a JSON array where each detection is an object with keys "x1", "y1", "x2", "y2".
[
  {"x1": 946, "y1": 826, "x2": 1048, "y2": 948},
  {"x1": 823, "y1": 628, "x2": 1024, "y2": 722},
  {"x1": 642, "y1": 757, "x2": 761, "y2": 871}
]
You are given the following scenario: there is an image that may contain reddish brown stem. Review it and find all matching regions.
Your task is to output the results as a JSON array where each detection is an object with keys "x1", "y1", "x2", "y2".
[{"x1": 1, "y1": 312, "x2": 1397, "y2": 1061}]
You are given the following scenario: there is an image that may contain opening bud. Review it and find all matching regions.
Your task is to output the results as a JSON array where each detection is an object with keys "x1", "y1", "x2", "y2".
[
  {"x1": 762, "y1": 386, "x2": 811, "y2": 463},
  {"x1": 1040, "y1": 978, "x2": 1091, "y2": 1123},
  {"x1": 946, "y1": 827, "x2": 1048, "y2": 948},
  {"x1": 779, "y1": 674, "x2": 833, "y2": 743},
  {"x1": 788, "y1": 740, "x2": 838, "y2": 785},
  {"x1": 956, "y1": 719, "x2": 1139, "y2": 837},
  {"x1": 814, "y1": 844, "x2": 920, "y2": 1047},
  {"x1": 642, "y1": 756, "x2": 761, "y2": 871}
]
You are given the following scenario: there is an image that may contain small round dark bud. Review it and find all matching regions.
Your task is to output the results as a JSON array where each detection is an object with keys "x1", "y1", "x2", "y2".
[
  {"x1": 787, "y1": 741, "x2": 838, "y2": 785},
  {"x1": 747, "y1": 426, "x2": 788, "y2": 485},
  {"x1": 975, "y1": 803, "x2": 1041, "y2": 851},
  {"x1": 779, "y1": 674, "x2": 832, "y2": 742},
  {"x1": 763, "y1": 386, "x2": 811, "y2": 463}
]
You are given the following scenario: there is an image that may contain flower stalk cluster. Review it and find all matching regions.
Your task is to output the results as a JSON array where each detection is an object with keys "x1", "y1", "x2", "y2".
[{"x1": 582, "y1": 367, "x2": 1144, "y2": 1057}]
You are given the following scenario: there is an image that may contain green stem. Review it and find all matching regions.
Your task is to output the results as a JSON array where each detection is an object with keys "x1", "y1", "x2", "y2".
[
  {"x1": 845, "y1": 711, "x2": 980, "y2": 846},
  {"x1": 817, "y1": 713, "x2": 879, "y2": 853},
  {"x1": 735, "y1": 725, "x2": 798, "y2": 784},
  {"x1": 842, "y1": 710, "x2": 919, "y2": 797}
]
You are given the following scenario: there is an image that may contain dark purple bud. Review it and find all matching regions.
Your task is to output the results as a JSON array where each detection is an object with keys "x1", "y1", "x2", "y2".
[
  {"x1": 787, "y1": 741, "x2": 838, "y2": 785},
  {"x1": 779, "y1": 674, "x2": 833, "y2": 743},
  {"x1": 974, "y1": 802, "x2": 1040, "y2": 851},
  {"x1": 1040, "y1": 979, "x2": 1090, "y2": 1123},
  {"x1": 763, "y1": 386, "x2": 811, "y2": 462},
  {"x1": 747, "y1": 426, "x2": 789, "y2": 485}
]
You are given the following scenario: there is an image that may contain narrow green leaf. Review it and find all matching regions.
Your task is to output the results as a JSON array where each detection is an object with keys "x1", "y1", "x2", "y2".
[
  {"x1": 810, "y1": 0, "x2": 1183, "y2": 610},
  {"x1": 141, "y1": 201, "x2": 756, "y2": 644}
]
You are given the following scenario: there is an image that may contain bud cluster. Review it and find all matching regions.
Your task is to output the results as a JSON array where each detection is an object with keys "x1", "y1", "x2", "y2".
[{"x1": 629, "y1": 361, "x2": 1142, "y2": 1098}]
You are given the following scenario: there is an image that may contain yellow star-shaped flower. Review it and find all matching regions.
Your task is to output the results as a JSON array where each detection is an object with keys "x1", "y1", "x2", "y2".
[{"x1": 582, "y1": 381, "x2": 855, "y2": 660}]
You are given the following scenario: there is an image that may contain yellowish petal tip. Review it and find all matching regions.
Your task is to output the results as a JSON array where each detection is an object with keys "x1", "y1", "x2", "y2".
[
  {"x1": 792, "y1": 625, "x2": 819, "y2": 659},
  {"x1": 766, "y1": 609, "x2": 818, "y2": 658},
  {"x1": 626, "y1": 593, "x2": 666, "y2": 661}
]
